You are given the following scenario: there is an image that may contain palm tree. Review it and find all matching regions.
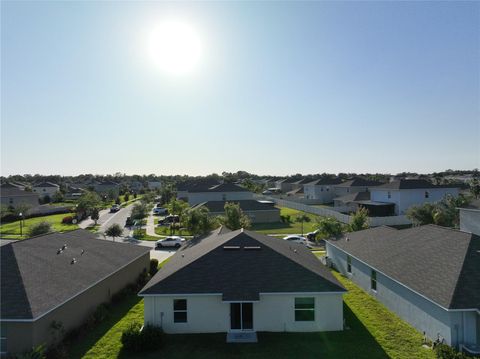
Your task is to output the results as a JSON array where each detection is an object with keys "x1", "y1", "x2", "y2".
[{"x1": 295, "y1": 214, "x2": 311, "y2": 236}]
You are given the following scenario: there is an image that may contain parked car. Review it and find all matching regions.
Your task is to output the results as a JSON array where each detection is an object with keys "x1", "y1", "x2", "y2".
[
  {"x1": 153, "y1": 207, "x2": 168, "y2": 215},
  {"x1": 283, "y1": 235, "x2": 313, "y2": 248},
  {"x1": 262, "y1": 190, "x2": 273, "y2": 195},
  {"x1": 110, "y1": 204, "x2": 120, "y2": 213},
  {"x1": 125, "y1": 217, "x2": 134, "y2": 226},
  {"x1": 306, "y1": 229, "x2": 319, "y2": 241},
  {"x1": 156, "y1": 236, "x2": 185, "y2": 248},
  {"x1": 158, "y1": 215, "x2": 180, "y2": 226}
]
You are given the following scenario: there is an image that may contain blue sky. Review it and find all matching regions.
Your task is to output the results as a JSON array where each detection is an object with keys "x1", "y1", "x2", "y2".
[{"x1": 1, "y1": 1, "x2": 479, "y2": 176}]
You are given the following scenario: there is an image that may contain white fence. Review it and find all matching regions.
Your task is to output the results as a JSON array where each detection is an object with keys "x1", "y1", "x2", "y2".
[{"x1": 258, "y1": 196, "x2": 411, "y2": 227}]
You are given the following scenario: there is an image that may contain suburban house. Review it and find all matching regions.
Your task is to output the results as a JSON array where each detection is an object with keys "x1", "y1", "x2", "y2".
[
  {"x1": 139, "y1": 228, "x2": 346, "y2": 341},
  {"x1": 176, "y1": 179, "x2": 221, "y2": 202},
  {"x1": 147, "y1": 181, "x2": 162, "y2": 190},
  {"x1": 370, "y1": 179, "x2": 460, "y2": 215},
  {"x1": 192, "y1": 200, "x2": 280, "y2": 223},
  {"x1": 286, "y1": 186, "x2": 304, "y2": 199},
  {"x1": 32, "y1": 181, "x2": 60, "y2": 199},
  {"x1": 333, "y1": 192, "x2": 396, "y2": 217},
  {"x1": 303, "y1": 178, "x2": 343, "y2": 203},
  {"x1": 0, "y1": 230, "x2": 150, "y2": 355},
  {"x1": 0, "y1": 182, "x2": 27, "y2": 191},
  {"x1": 274, "y1": 178, "x2": 303, "y2": 193},
  {"x1": 459, "y1": 199, "x2": 480, "y2": 235},
  {"x1": 326, "y1": 225, "x2": 480, "y2": 350},
  {"x1": 333, "y1": 177, "x2": 383, "y2": 197},
  {"x1": 64, "y1": 186, "x2": 86, "y2": 200},
  {"x1": 94, "y1": 180, "x2": 120, "y2": 197},
  {"x1": 181, "y1": 183, "x2": 254, "y2": 206},
  {"x1": 0, "y1": 187, "x2": 39, "y2": 209}
]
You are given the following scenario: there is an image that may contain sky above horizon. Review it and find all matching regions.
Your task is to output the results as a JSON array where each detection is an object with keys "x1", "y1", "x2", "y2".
[{"x1": 1, "y1": 1, "x2": 479, "y2": 176}]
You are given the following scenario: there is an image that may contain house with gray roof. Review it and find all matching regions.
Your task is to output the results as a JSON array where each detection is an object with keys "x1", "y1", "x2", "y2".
[
  {"x1": 370, "y1": 179, "x2": 460, "y2": 215},
  {"x1": 333, "y1": 177, "x2": 384, "y2": 197},
  {"x1": 0, "y1": 230, "x2": 150, "y2": 355},
  {"x1": 326, "y1": 225, "x2": 480, "y2": 350},
  {"x1": 192, "y1": 200, "x2": 280, "y2": 223},
  {"x1": 303, "y1": 178, "x2": 343, "y2": 203},
  {"x1": 181, "y1": 183, "x2": 254, "y2": 206},
  {"x1": 0, "y1": 187, "x2": 39, "y2": 209},
  {"x1": 32, "y1": 181, "x2": 60, "y2": 199},
  {"x1": 140, "y1": 228, "x2": 345, "y2": 340}
]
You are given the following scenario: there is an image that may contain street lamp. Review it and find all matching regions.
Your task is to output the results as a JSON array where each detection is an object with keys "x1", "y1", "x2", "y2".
[{"x1": 19, "y1": 212, "x2": 23, "y2": 236}]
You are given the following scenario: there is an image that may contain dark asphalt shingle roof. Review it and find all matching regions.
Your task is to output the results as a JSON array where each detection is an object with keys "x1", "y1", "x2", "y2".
[
  {"x1": 1, "y1": 229, "x2": 150, "y2": 320},
  {"x1": 0, "y1": 188, "x2": 39, "y2": 198},
  {"x1": 328, "y1": 225, "x2": 480, "y2": 310},
  {"x1": 334, "y1": 178, "x2": 384, "y2": 188},
  {"x1": 306, "y1": 178, "x2": 343, "y2": 186},
  {"x1": 189, "y1": 183, "x2": 249, "y2": 193},
  {"x1": 192, "y1": 200, "x2": 278, "y2": 213},
  {"x1": 140, "y1": 229, "x2": 345, "y2": 300},
  {"x1": 334, "y1": 191, "x2": 370, "y2": 203},
  {"x1": 377, "y1": 179, "x2": 460, "y2": 190},
  {"x1": 33, "y1": 181, "x2": 59, "y2": 188}
]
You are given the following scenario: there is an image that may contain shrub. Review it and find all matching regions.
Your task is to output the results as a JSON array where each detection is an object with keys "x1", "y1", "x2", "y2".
[
  {"x1": 28, "y1": 221, "x2": 52, "y2": 237},
  {"x1": 434, "y1": 344, "x2": 471, "y2": 359},
  {"x1": 280, "y1": 214, "x2": 291, "y2": 223},
  {"x1": 16, "y1": 345, "x2": 46, "y2": 359},
  {"x1": 121, "y1": 323, "x2": 163, "y2": 353},
  {"x1": 61, "y1": 216, "x2": 73, "y2": 224},
  {"x1": 150, "y1": 259, "x2": 159, "y2": 276},
  {"x1": 133, "y1": 229, "x2": 145, "y2": 239}
]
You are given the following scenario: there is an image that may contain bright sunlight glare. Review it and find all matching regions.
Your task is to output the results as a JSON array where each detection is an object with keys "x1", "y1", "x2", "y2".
[{"x1": 148, "y1": 20, "x2": 202, "y2": 75}]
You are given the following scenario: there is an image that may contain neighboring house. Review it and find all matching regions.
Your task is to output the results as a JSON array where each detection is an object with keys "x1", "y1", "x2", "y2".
[
  {"x1": 0, "y1": 182, "x2": 27, "y2": 191},
  {"x1": 64, "y1": 186, "x2": 86, "y2": 200},
  {"x1": 333, "y1": 192, "x2": 395, "y2": 217},
  {"x1": 192, "y1": 200, "x2": 280, "y2": 223},
  {"x1": 274, "y1": 178, "x2": 300, "y2": 193},
  {"x1": 130, "y1": 181, "x2": 144, "y2": 192},
  {"x1": 176, "y1": 180, "x2": 221, "y2": 202},
  {"x1": 286, "y1": 187, "x2": 304, "y2": 198},
  {"x1": 0, "y1": 187, "x2": 39, "y2": 209},
  {"x1": 32, "y1": 182, "x2": 60, "y2": 199},
  {"x1": 94, "y1": 180, "x2": 120, "y2": 197},
  {"x1": 183, "y1": 183, "x2": 254, "y2": 206},
  {"x1": 147, "y1": 181, "x2": 162, "y2": 190},
  {"x1": 459, "y1": 199, "x2": 480, "y2": 236},
  {"x1": 326, "y1": 225, "x2": 480, "y2": 349},
  {"x1": 139, "y1": 228, "x2": 346, "y2": 339},
  {"x1": 333, "y1": 177, "x2": 383, "y2": 197},
  {"x1": 370, "y1": 179, "x2": 460, "y2": 215},
  {"x1": 303, "y1": 178, "x2": 343, "y2": 203},
  {"x1": 0, "y1": 229, "x2": 150, "y2": 356}
]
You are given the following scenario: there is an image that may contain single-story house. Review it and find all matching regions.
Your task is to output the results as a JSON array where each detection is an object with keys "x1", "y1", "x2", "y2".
[
  {"x1": 192, "y1": 200, "x2": 280, "y2": 223},
  {"x1": 303, "y1": 178, "x2": 343, "y2": 203},
  {"x1": 0, "y1": 187, "x2": 39, "y2": 209},
  {"x1": 32, "y1": 182, "x2": 60, "y2": 199},
  {"x1": 0, "y1": 230, "x2": 150, "y2": 355},
  {"x1": 183, "y1": 183, "x2": 254, "y2": 206},
  {"x1": 370, "y1": 179, "x2": 460, "y2": 215},
  {"x1": 139, "y1": 228, "x2": 346, "y2": 340},
  {"x1": 333, "y1": 177, "x2": 383, "y2": 197},
  {"x1": 326, "y1": 225, "x2": 480, "y2": 350}
]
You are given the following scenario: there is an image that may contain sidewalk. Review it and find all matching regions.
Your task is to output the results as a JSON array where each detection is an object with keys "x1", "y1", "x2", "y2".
[{"x1": 145, "y1": 212, "x2": 162, "y2": 238}]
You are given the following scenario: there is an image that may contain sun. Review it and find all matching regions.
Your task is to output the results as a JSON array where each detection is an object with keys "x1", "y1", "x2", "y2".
[{"x1": 148, "y1": 20, "x2": 202, "y2": 75}]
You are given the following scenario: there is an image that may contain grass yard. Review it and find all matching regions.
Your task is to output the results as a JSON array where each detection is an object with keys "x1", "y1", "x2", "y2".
[
  {"x1": 0, "y1": 213, "x2": 78, "y2": 239},
  {"x1": 68, "y1": 269, "x2": 433, "y2": 359},
  {"x1": 154, "y1": 226, "x2": 193, "y2": 236},
  {"x1": 251, "y1": 207, "x2": 320, "y2": 235}
]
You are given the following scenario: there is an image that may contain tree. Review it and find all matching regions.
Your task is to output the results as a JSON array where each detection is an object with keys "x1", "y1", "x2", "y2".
[
  {"x1": 295, "y1": 214, "x2": 311, "y2": 236},
  {"x1": 131, "y1": 202, "x2": 148, "y2": 220},
  {"x1": 348, "y1": 207, "x2": 370, "y2": 232},
  {"x1": 470, "y1": 179, "x2": 480, "y2": 199},
  {"x1": 76, "y1": 191, "x2": 101, "y2": 219},
  {"x1": 182, "y1": 206, "x2": 217, "y2": 236},
  {"x1": 316, "y1": 217, "x2": 344, "y2": 239},
  {"x1": 167, "y1": 199, "x2": 189, "y2": 219},
  {"x1": 90, "y1": 207, "x2": 100, "y2": 225},
  {"x1": 52, "y1": 191, "x2": 64, "y2": 203},
  {"x1": 406, "y1": 203, "x2": 436, "y2": 226},
  {"x1": 105, "y1": 223, "x2": 123, "y2": 241},
  {"x1": 28, "y1": 221, "x2": 52, "y2": 237},
  {"x1": 160, "y1": 184, "x2": 175, "y2": 205},
  {"x1": 124, "y1": 192, "x2": 130, "y2": 202},
  {"x1": 217, "y1": 202, "x2": 251, "y2": 230},
  {"x1": 115, "y1": 196, "x2": 121, "y2": 205}
]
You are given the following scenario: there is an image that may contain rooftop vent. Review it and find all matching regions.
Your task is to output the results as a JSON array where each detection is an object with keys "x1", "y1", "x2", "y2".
[
  {"x1": 81, "y1": 249, "x2": 85, "y2": 256},
  {"x1": 244, "y1": 246, "x2": 261, "y2": 250},
  {"x1": 223, "y1": 246, "x2": 241, "y2": 250},
  {"x1": 62, "y1": 244, "x2": 67, "y2": 250},
  {"x1": 57, "y1": 249, "x2": 63, "y2": 255},
  {"x1": 71, "y1": 258, "x2": 77, "y2": 264}
]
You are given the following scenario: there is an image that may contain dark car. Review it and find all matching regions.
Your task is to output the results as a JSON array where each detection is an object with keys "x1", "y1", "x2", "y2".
[
  {"x1": 158, "y1": 215, "x2": 180, "y2": 226},
  {"x1": 110, "y1": 204, "x2": 120, "y2": 213}
]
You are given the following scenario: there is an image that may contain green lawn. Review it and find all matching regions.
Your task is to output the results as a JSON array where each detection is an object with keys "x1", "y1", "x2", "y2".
[
  {"x1": 132, "y1": 229, "x2": 160, "y2": 241},
  {"x1": 251, "y1": 207, "x2": 320, "y2": 235},
  {"x1": 0, "y1": 213, "x2": 78, "y2": 239},
  {"x1": 68, "y1": 269, "x2": 433, "y2": 359},
  {"x1": 154, "y1": 226, "x2": 193, "y2": 236}
]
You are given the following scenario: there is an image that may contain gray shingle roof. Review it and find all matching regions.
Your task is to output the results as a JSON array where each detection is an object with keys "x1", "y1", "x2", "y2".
[
  {"x1": 1, "y1": 230, "x2": 150, "y2": 320},
  {"x1": 377, "y1": 179, "x2": 459, "y2": 190},
  {"x1": 192, "y1": 200, "x2": 278, "y2": 213},
  {"x1": 0, "y1": 188, "x2": 39, "y2": 198},
  {"x1": 306, "y1": 178, "x2": 343, "y2": 186},
  {"x1": 334, "y1": 178, "x2": 384, "y2": 188},
  {"x1": 334, "y1": 191, "x2": 370, "y2": 203},
  {"x1": 189, "y1": 183, "x2": 249, "y2": 193},
  {"x1": 33, "y1": 181, "x2": 59, "y2": 188},
  {"x1": 140, "y1": 229, "x2": 345, "y2": 300},
  {"x1": 328, "y1": 225, "x2": 480, "y2": 310}
]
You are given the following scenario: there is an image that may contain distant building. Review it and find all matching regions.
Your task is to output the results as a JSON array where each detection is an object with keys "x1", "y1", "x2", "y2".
[
  {"x1": 0, "y1": 187, "x2": 39, "y2": 209},
  {"x1": 147, "y1": 181, "x2": 162, "y2": 190},
  {"x1": 0, "y1": 230, "x2": 150, "y2": 355},
  {"x1": 180, "y1": 183, "x2": 254, "y2": 206},
  {"x1": 32, "y1": 181, "x2": 60, "y2": 199},
  {"x1": 303, "y1": 178, "x2": 343, "y2": 203},
  {"x1": 333, "y1": 177, "x2": 383, "y2": 197},
  {"x1": 94, "y1": 180, "x2": 120, "y2": 197},
  {"x1": 192, "y1": 200, "x2": 280, "y2": 223}
]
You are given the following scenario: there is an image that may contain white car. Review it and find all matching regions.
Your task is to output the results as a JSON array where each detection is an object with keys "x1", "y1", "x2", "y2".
[
  {"x1": 283, "y1": 235, "x2": 312, "y2": 248},
  {"x1": 153, "y1": 207, "x2": 168, "y2": 215},
  {"x1": 156, "y1": 236, "x2": 185, "y2": 248}
]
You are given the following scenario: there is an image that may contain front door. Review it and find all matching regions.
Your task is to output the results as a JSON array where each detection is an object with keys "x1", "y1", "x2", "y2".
[{"x1": 230, "y1": 303, "x2": 253, "y2": 331}]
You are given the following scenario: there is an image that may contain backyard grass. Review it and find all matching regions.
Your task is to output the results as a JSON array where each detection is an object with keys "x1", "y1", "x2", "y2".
[
  {"x1": 0, "y1": 213, "x2": 78, "y2": 239},
  {"x1": 251, "y1": 207, "x2": 320, "y2": 235},
  {"x1": 154, "y1": 226, "x2": 193, "y2": 236},
  {"x1": 68, "y1": 269, "x2": 434, "y2": 359}
]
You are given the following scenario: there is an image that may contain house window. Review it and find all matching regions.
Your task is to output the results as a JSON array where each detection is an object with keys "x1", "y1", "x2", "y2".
[
  {"x1": 387, "y1": 191, "x2": 391, "y2": 199},
  {"x1": 425, "y1": 191, "x2": 429, "y2": 198},
  {"x1": 222, "y1": 194, "x2": 226, "y2": 201},
  {"x1": 371, "y1": 270, "x2": 377, "y2": 291},
  {"x1": 347, "y1": 189, "x2": 350, "y2": 193},
  {"x1": 347, "y1": 256, "x2": 352, "y2": 274},
  {"x1": 326, "y1": 187, "x2": 329, "y2": 192},
  {"x1": 320, "y1": 188, "x2": 324, "y2": 192},
  {"x1": 173, "y1": 299, "x2": 187, "y2": 323},
  {"x1": 294, "y1": 297, "x2": 315, "y2": 321}
]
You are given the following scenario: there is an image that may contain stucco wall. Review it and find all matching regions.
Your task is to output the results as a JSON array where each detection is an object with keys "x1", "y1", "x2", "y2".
[
  {"x1": 32, "y1": 187, "x2": 59, "y2": 199},
  {"x1": 144, "y1": 293, "x2": 344, "y2": 333},
  {"x1": 303, "y1": 185, "x2": 336, "y2": 203},
  {"x1": 0, "y1": 195, "x2": 39, "y2": 208},
  {"x1": 326, "y1": 242, "x2": 477, "y2": 346},
  {"x1": 3, "y1": 253, "x2": 149, "y2": 355},
  {"x1": 459, "y1": 209, "x2": 480, "y2": 236},
  {"x1": 187, "y1": 191, "x2": 254, "y2": 206}
]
